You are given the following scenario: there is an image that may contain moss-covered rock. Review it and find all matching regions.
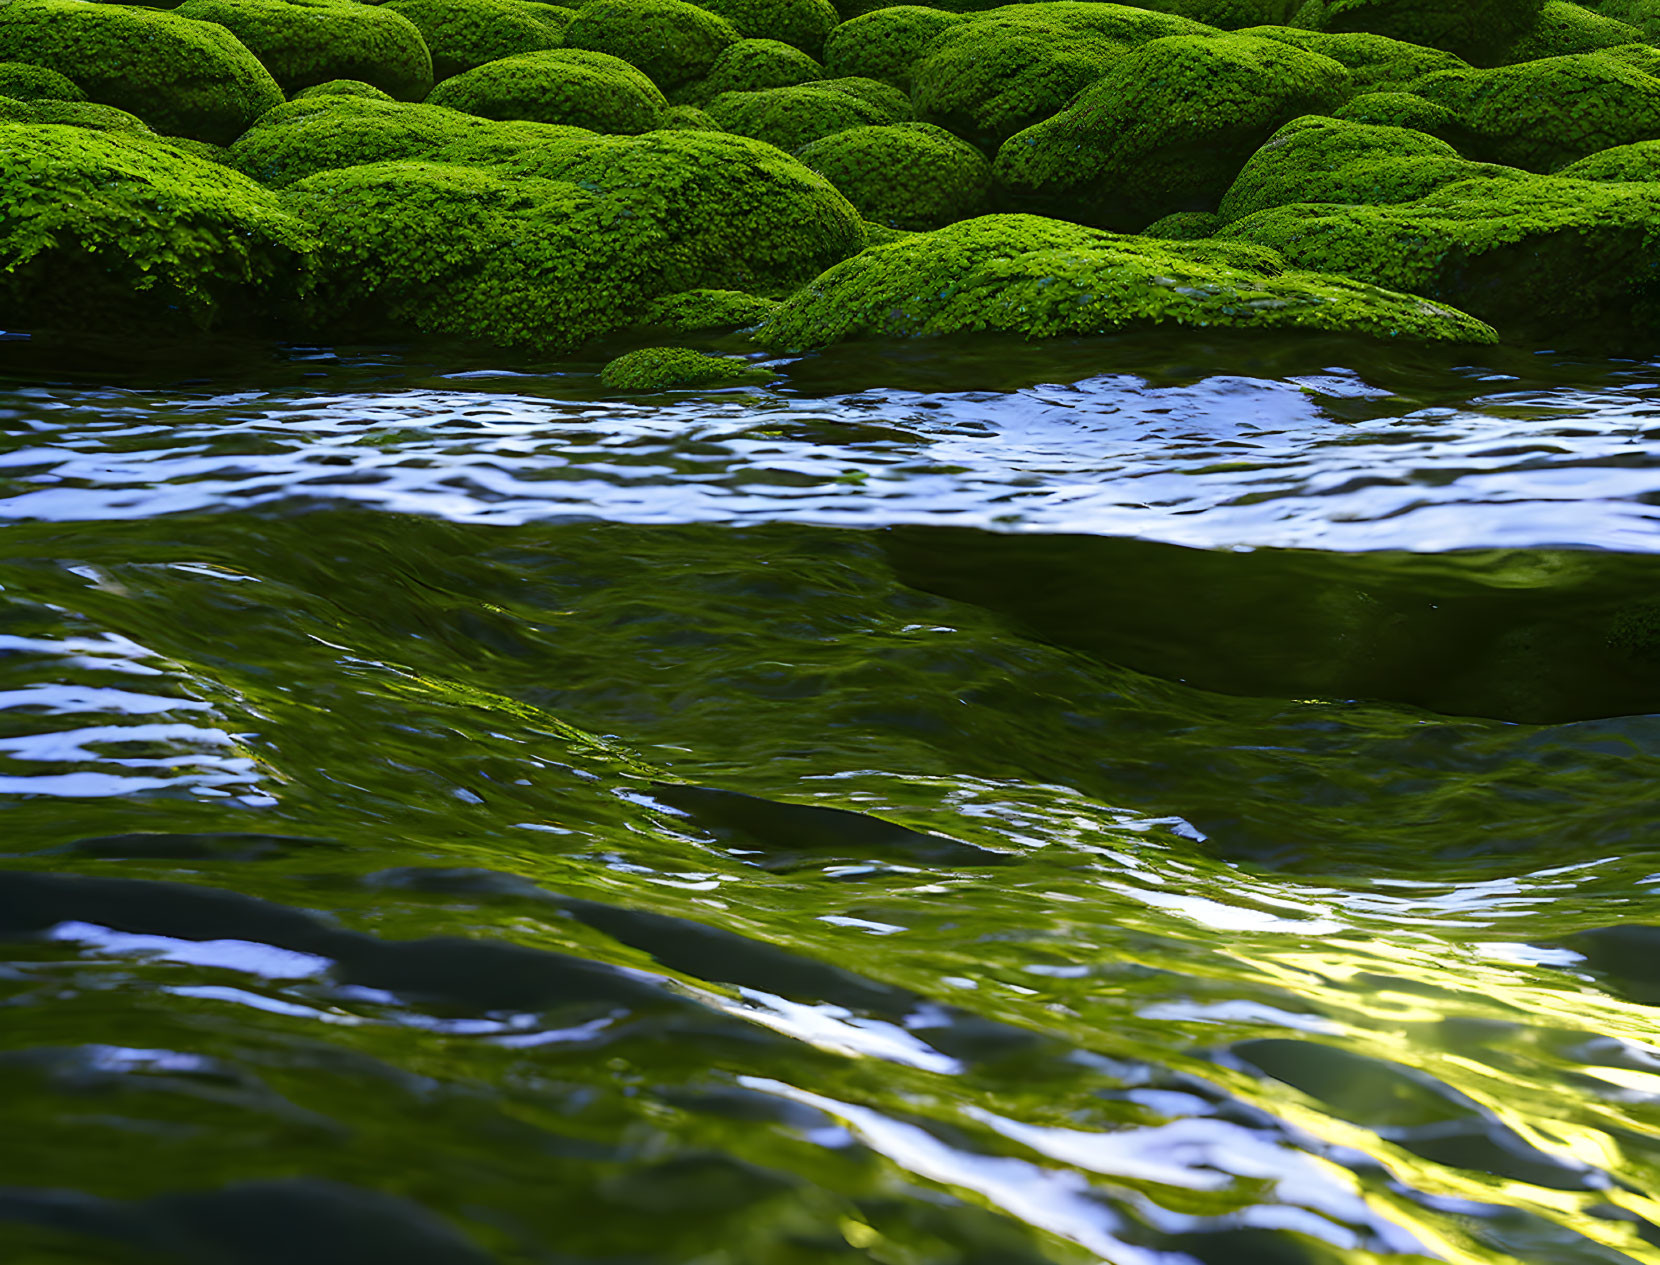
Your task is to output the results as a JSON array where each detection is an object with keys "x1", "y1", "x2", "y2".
[
  {"x1": 230, "y1": 94, "x2": 494, "y2": 186},
  {"x1": 1138, "y1": 0, "x2": 1303, "y2": 26},
  {"x1": 1238, "y1": 25, "x2": 1467, "y2": 89},
  {"x1": 0, "y1": 122, "x2": 315, "y2": 331},
  {"x1": 1409, "y1": 50, "x2": 1660, "y2": 170},
  {"x1": 754, "y1": 213, "x2": 1496, "y2": 348},
  {"x1": 0, "y1": 0, "x2": 284, "y2": 144},
  {"x1": 563, "y1": 0, "x2": 739, "y2": 92},
  {"x1": 680, "y1": 38, "x2": 822, "y2": 104},
  {"x1": 295, "y1": 79, "x2": 398, "y2": 102},
  {"x1": 0, "y1": 60, "x2": 81, "y2": 101},
  {"x1": 1219, "y1": 173, "x2": 1660, "y2": 334},
  {"x1": 692, "y1": 0, "x2": 838, "y2": 57},
  {"x1": 796, "y1": 121, "x2": 990, "y2": 229},
  {"x1": 1217, "y1": 115, "x2": 1521, "y2": 223},
  {"x1": 1582, "y1": 0, "x2": 1660, "y2": 40},
  {"x1": 662, "y1": 102, "x2": 722, "y2": 127},
  {"x1": 600, "y1": 346, "x2": 775, "y2": 388},
  {"x1": 646, "y1": 288, "x2": 780, "y2": 329},
  {"x1": 822, "y1": 5, "x2": 966, "y2": 91},
  {"x1": 1139, "y1": 209, "x2": 1223, "y2": 238},
  {"x1": 1493, "y1": 1, "x2": 1643, "y2": 62},
  {"x1": 0, "y1": 97, "x2": 153, "y2": 134},
  {"x1": 1332, "y1": 89, "x2": 1462, "y2": 137},
  {"x1": 426, "y1": 49, "x2": 667, "y2": 132},
  {"x1": 381, "y1": 0, "x2": 564, "y2": 82},
  {"x1": 704, "y1": 81, "x2": 897, "y2": 149},
  {"x1": 1319, "y1": 0, "x2": 1545, "y2": 63},
  {"x1": 1557, "y1": 137, "x2": 1660, "y2": 178},
  {"x1": 911, "y1": 4, "x2": 1219, "y2": 149},
  {"x1": 995, "y1": 33, "x2": 1350, "y2": 230},
  {"x1": 175, "y1": 0, "x2": 434, "y2": 101}
]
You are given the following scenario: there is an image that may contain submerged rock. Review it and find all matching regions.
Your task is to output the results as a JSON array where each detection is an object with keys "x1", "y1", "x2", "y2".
[
  {"x1": 796, "y1": 121, "x2": 991, "y2": 230},
  {"x1": 426, "y1": 49, "x2": 668, "y2": 132},
  {"x1": 754, "y1": 213, "x2": 1496, "y2": 348},
  {"x1": 600, "y1": 346, "x2": 776, "y2": 389}
]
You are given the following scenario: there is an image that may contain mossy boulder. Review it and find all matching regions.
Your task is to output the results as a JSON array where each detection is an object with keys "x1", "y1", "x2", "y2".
[
  {"x1": 692, "y1": 0, "x2": 838, "y2": 57},
  {"x1": 646, "y1": 288, "x2": 780, "y2": 329},
  {"x1": 911, "y1": 4, "x2": 1220, "y2": 149},
  {"x1": 704, "y1": 80, "x2": 899, "y2": 149},
  {"x1": 427, "y1": 49, "x2": 667, "y2": 132},
  {"x1": 1319, "y1": 0, "x2": 1545, "y2": 63},
  {"x1": 175, "y1": 0, "x2": 434, "y2": 101},
  {"x1": 822, "y1": 6, "x2": 966, "y2": 91},
  {"x1": 0, "y1": 122, "x2": 315, "y2": 331},
  {"x1": 1138, "y1": 0, "x2": 1303, "y2": 26},
  {"x1": 662, "y1": 102, "x2": 721, "y2": 127},
  {"x1": 680, "y1": 38, "x2": 822, "y2": 103},
  {"x1": 1409, "y1": 50, "x2": 1660, "y2": 170},
  {"x1": 0, "y1": 60, "x2": 81, "y2": 101},
  {"x1": 1239, "y1": 25, "x2": 1468, "y2": 90},
  {"x1": 1140, "y1": 209, "x2": 1223, "y2": 238},
  {"x1": 295, "y1": 79, "x2": 398, "y2": 102},
  {"x1": 1558, "y1": 137, "x2": 1660, "y2": 177},
  {"x1": 229, "y1": 94, "x2": 494, "y2": 186},
  {"x1": 381, "y1": 0, "x2": 564, "y2": 82},
  {"x1": 563, "y1": 0, "x2": 739, "y2": 92},
  {"x1": 1219, "y1": 173, "x2": 1660, "y2": 334},
  {"x1": 1333, "y1": 89, "x2": 1462, "y2": 137},
  {"x1": 600, "y1": 346, "x2": 775, "y2": 388},
  {"x1": 754, "y1": 213, "x2": 1496, "y2": 348},
  {"x1": 0, "y1": 0, "x2": 283, "y2": 144},
  {"x1": 796, "y1": 121, "x2": 990, "y2": 229},
  {"x1": 995, "y1": 33, "x2": 1350, "y2": 230},
  {"x1": 1582, "y1": 0, "x2": 1660, "y2": 40},
  {"x1": 1493, "y1": 1, "x2": 1643, "y2": 62},
  {"x1": 0, "y1": 96, "x2": 152, "y2": 134}
]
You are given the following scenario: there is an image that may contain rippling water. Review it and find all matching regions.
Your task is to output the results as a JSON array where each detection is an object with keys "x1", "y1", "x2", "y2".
[{"x1": 6, "y1": 329, "x2": 1660, "y2": 1265}]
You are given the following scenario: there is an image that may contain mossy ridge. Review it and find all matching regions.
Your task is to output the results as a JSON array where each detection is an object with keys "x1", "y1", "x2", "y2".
[
  {"x1": 1332, "y1": 89, "x2": 1461, "y2": 138},
  {"x1": 995, "y1": 33, "x2": 1350, "y2": 231},
  {"x1": 645, "y1": 288, "x2": 780, "y2": 329},
  {"x1": 704, "y1": 81, "x2": 897, "y2": 150},
  {"x1": 1493, "y1": 1, "x2": 1643, "y2": 63},
  {"x1": 563, "y1": 0, "x2": 739, "y2": 91},
  {"x1": 1238, "y1": 25, "x2": 1467, "y2": 90},
  {"x1": 1219, "y1": 173, "x2": 1660, "y2": 333},
  {"x1": 0, "y1": 122, "x2": 316, "y2": 332},
  {"x1": 910, "y1": 4, "x2": 1221, "y2": 150},
  {"x1": 1558, "y1": 138, "x2": 1660, "y2": 178},
  {"x1": 662, "y1": 102, "x2": 722, "y2": 127},
  {"x1": 600, "y1": 345, "x2": 776, "y2": 388},
  {"x1": 0, "y1": 60, "x2": 81, "y2": 101},
  {"x1": 1217, "y1": 115, "x2": 1524, "y2": 223},
  {"x1": 230, "y1": 95, "x2": 498, "y2": 186},
  {"x1": 175, "y1": 0, "x2": 434, "y2": 101},
  {"x1": 691, "y1": 0, "x2": 839, "y2": 57},
  {"x1": 427, "y1": 49, "x2": 668, "y2": 133},
  {"x1": 0, "y1": 96, "x2": 153, "y2": 134},
  {"x1": 382, "y1": 0, "x2": 563, "y2": 82},
  {"x1": 1139, "y1": 209, "x2": 1222, "y2": 238},
  {"x1": 754, "y1": 213, "x2": 1496, "y2": 348},
  {"x1": 1582, "y1": 0, "x2": 1660, "y2": 40},
  {"x1": 1319, "y1": 0, "x2": 1545, "y2": 63},
  {"x1": 1409, "y1": 50, "x2": 1660, "y2": 171},
  {"x1": 679, "y1": 38, "x2": 822, "y2": 105},
  {"x1": 822, "y1": 6, "x2": 965, "y2": 91},
  {"x1": 0, "y1": 0, "x2": 283, "y2": 144},
  {"x1": 796, "y1": 121, "x2": 990, "y2": 229},
  {"x1": 295, "y1": 79, "x2": 398, "y2": 102}
]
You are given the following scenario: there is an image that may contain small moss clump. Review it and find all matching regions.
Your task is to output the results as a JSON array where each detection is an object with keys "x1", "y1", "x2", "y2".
[
  {"x1": 563, "y1": 0, "x2": 740, "y2": 92},
  {"x1": 0, "y1": 60, "x2": 81, "y2": 101},
  {"x1": 230, "y1": 95, "x2": 495, "y2": 186},
  {"x1": 381, "y1": 0, "x2": 564, "y2": 82},
  {"x1": 1558, "y1": 138, "x2": 1660, "y2": 179},
  {"x1": 679, "y1": 38, "x2": 822, "y2": 104},
  {"x1": 754, "y1": 213, "x2": 1497, "y2": 348},
  {"x1": 995, "y1": 33, "x2": 1351, "y2": 230},
  {"x1": 0, "y1": 0, "x2": 284, "y2": 144},
  {"x1": 822, "y1": 6, "x2": 966, "y2": 91},
  {"x1": 427, "y1": 49, "x2": 668, "y2": 133},
  {"x1": 646, "y1": 288, "x2": 780, "y2": 329},
  {"x1": 295, "y1": 79, "x2": 398, "y2": 102},
  {"x1": 175, "y1": 0, "x2": 434, "y2": 101},
  {"x1": 705, "y1": 81, "x2": 898, "y2": 151},
  {"x1": 796, "y1": 121, "x2": 990, "y2": 229},
  {"x1": 692, "y1": 0, "x2": 838, "y2": 57},
  {"x1": 600, "y1": 346, "x2": 776, "y2": 388}
]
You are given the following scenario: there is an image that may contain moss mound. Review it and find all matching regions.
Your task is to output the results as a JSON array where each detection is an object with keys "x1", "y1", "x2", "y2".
[
  {"x1": 1319, "y1": 0, "x2": 1545, "y2": 63},
  {"x1": 911, "y1": 4, "x2": 1220, "y2": 149},
  {"x1": 0, "y1": 0, "x2": 284, "y2": 144},
  {"x1": 1220, "y1": 173, "x2": 1660, "y2": 333},
  {"x1": 1558, "y1": 138, "x2": 1660, "y2": 178},
  {"x1": 1238, "y1": 25, "x2": 1467, "y2": 89},
  {"x1": 1583, "y1": 0, "x2": 1660, "y2": 40},
  {"x1": 600, "y1": 346, "x2": 775, "y2": 388},
  {"x1": 1494, "y1": 0, "x2": 1643, "y2": 62},
  {"x1": 662, "y1": 102, "x2": 721, "y2": 127},
  {"x1": 822, "y1": 6, "x2": 966, "y2": 91},
  {"x1": 1332, "y1": 89, "x2": 1462, "y2": 136},
  {"x1": 1142, "y1": 0, "x2": 1305, "y2": 25},
  {"x1": 295, "y1": 79, "x2": 398, "y2": 102},
  {"x1": 796, "y1": 121, "x2": 991, "y2": 229},
  {"x1": 755, "y1": 213, "x2": 1496, "y2": 348},
  {"x1": 381, "y1": 0, "x2": 564, "y2": 82},
  {"x1": 427, "y1": 49, "x2": 667, "y2": 132},
  {"x1": 680, "y1": 38, "x2": 822, "y2": 103},
  {"x1": 0, "y1": 97, "x2": 153, "y2": 134},
  {"x1": 645, "y1": 288, "x2": 780, "y2": 329},
  {"x1": 175, "y1": 0, "x2": 434, "y2": 101},
  {"x1": 0, "y1": 60, "x2": 81, "y2": 101},
  {"x1": 1217, "y1": 115, "x2": 1521, "y2": 223},
  {"x1": 0, "y1": 122, "x2": 315, "y2": 331},
  {"x1": 995, "y1": 33, "x2": 1350, "y2": 230},
  {"x1": 1409, "y1": 50, "x2": 1660, "y2": 170},
  {"x1": 230, "y1": 95, "x2": 495, "y2": 186},
  {"x1": 563, "y1": 0, "x2": 740, "y2": 92},
  {"x1": 704, "y1": 81, "x2": 899, "y2": 150},
  {"x1": 692, "y1": 0, "x2": 838, "y2": 57},
  {"x1": 1139, "y1": 209, "x2": 1223, "y2": 238}
]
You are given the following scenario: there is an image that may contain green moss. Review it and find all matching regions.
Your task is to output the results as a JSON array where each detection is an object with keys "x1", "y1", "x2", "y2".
[
  {"x1": 1217, "y1": 115, "x2": 1521, "y2": 223},
  {"x1": 1580, "y1": 0, "x2": 1660, "y2": 40},
  {"x1": 1136, "y1": 0, "x2": 1303, "y2": 27},
  {"x1": 1409, "y1": 50, "x2": 1660, "y2": 171},
  {"x1": 1557, "y1": 138, "x2": 1660, "y2": 178},
  {"x1": 1493, "y1": 1, "x2": 1642, "y2": 62},
  {"x1": 679, "y1": 38, "x2": 822, "y2": 105},
  {"x1": 295, "y1": 79, "x2": 398, "y2": 102},
  {"x1": 1320, "y1": 0, "x2": 1545, "y2": 63},
  {"x1": 175, "y1": 0, "x2": 433, "y2": 101},
  {"x1": 822, "y1": 6, "x2": 966, "y2": 92},
  {"x1": 796, "y1": 121, "x2": 989, "y2": 229},
  {"x1": 162, "y1": 136, "x2": 234, "y2": 165},
  {"x1": 1332, "y1": 89, "x2": 1462, "y2": 137},
  {"x1": 816, "y1": 74, "x2": 911, "y2": 118},
  {"x1": 230, "y1": 95, "x2": 495, "y2": 186},
  {"x1": 1139, "y1": 209, "x2": 1223, "y2": 238},
  {"x1": 754, "y1": 212, "x2": 1496, "y2": 348},
  {"x1": 0, "y1": 60, "x2": 81, "y2": 101},
  {"x1": 645, "y1": 288, "x2": 780, "y2": 329},
  {"x1": 0, "y1": 122, "x2": 315, "y2": 331},
  {"x1": 1608, "y1": 600, "x2": 1660, "y2": 659},
  {"x1": 995, "y1": 33, "x2": 1350, "y2": 230},
  {"x1": 563, "y1": 0, "x2": 740, "y2": 92},
  {"x1": 1238, "y1": 25, "x2": 1468, "y2": 90},
  {"x1": 692, "y1": 0, "x2": 838, "y2": 57},
  {"x1": 600, "y1": 346, "x2": 775, "y2": 388},
  {"x1": 21, "y1": 98, "x2": 153, "y2": 134},
  {"x1": 704, "y1": 81, "x2": 896, "y2": 150},
  {"x1": 0, "y1": 0, "x2": 284, "y2": 144},
  {"x1": 662, "y1": 102, "x2": 722, "y2": 127},
  {"x1": 426, "y1": 49, "x2": 667, "y2": 132},
  {"x1": 1219, "y1": 173, "x2": 1660, "y2": 334},
  {"x1": 381, "y1": 0, "x2": 562, "y2": 82},
  {"x1": 911, "y1": 4, "x2": 1220, "y2": 149},
  {"x1": 860, "y1": 218, "x2": 913, "y2": 243}
]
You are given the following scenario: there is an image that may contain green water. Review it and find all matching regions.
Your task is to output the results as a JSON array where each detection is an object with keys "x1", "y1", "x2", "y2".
[{"x1": 5, "y1": 331, "x2": 1660, "y2": 1265}]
